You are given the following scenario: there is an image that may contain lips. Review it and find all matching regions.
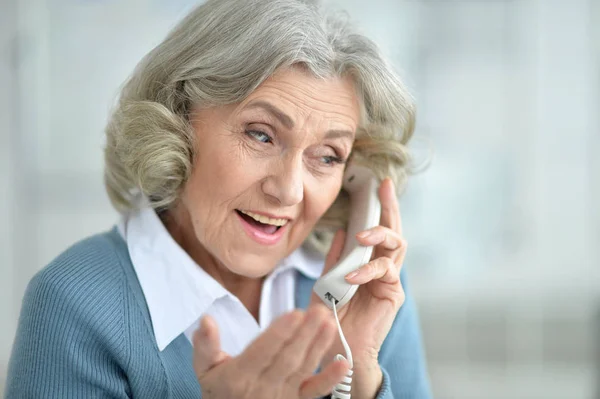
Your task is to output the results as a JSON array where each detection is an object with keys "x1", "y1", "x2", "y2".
[
  {"x1": 237, "y1": 211, "x2": 280, "y2": 234},
  {"x1": 235, "y1": 210, "x2": 289, "y2": 245}
]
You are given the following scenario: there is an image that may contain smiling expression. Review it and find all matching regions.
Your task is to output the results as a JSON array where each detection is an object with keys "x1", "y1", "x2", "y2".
[{"x1": 170, "y1": 67, "x2": 361, "y2": 279}]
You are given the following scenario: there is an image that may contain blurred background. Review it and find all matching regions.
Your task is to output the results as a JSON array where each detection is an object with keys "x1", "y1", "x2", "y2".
[{"x1": 0, "y1": 0, "x2": 598, "y2": 397}]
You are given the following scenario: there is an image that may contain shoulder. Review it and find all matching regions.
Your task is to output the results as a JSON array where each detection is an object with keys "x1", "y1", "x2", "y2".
[
  {"x1": 22, "y1": 229, "x2": 131, "y2": 340},
  {"x1": 7, "y1": 230, "x2": 136, "y2": 397},
  {"x1": 379, "y1": 267, "x2": 433, "y2": 397},
  {"x1": 29, "y1": 229, "x2": 127, "y2": 298}
]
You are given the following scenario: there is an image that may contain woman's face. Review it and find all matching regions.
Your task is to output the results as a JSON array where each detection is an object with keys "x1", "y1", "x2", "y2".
[{"x1": 176, "y1": 67, "x2": 360, "y2": 278}]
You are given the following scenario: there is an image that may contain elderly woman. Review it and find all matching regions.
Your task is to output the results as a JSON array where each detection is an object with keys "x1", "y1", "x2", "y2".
[{"x1": 5, "y1": 0, "x2": 431, "y2": 398}]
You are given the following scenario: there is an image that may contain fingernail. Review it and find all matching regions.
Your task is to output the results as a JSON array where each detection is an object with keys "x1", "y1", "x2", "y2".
[
  {"x1": 346, "y1": 270, "x2": 359, "y2": 280},
  {"x1": 357, "y1": 230, "x2": 371, "y2": 238}
]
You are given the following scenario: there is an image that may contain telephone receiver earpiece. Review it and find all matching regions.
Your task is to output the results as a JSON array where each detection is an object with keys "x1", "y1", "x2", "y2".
[{"x1": 313, "y1": 163, "x2": 381, "y2": 309}]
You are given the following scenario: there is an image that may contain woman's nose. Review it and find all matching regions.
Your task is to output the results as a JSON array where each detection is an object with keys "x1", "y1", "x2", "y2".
[{"x1": 261, "y1": 154, "x2": 304, "y2": 206}]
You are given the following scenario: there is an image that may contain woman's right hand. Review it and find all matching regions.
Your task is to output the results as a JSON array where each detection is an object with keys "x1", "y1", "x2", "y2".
[{"x1": 193, "y1": 304, "x2": 350, "y2": 399}]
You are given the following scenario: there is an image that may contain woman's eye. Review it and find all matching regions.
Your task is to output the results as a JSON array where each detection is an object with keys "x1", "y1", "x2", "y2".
[
  {"x1": 312, "y1": 145, "x2": 346, "y2": 167},
  {"x1": 321, "y1": 155, "x2": 345, "y2": 165},
  {"x1": 246, "y1": 129, "x2": 272, "y2": 144}
]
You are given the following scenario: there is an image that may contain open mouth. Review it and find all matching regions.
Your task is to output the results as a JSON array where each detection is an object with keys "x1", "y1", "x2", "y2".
[{"x1": 235, "y1": 210, "x2": 286, "y2": 235}]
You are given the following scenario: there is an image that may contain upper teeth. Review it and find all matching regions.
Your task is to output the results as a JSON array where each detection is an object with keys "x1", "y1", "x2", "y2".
[{"x1": 239, "y1": 210, "x2": 288, "y2": 227}]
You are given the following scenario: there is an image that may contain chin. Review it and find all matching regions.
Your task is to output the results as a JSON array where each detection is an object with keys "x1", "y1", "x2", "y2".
[{"x1": 226, "y1": 252, "x2": 280, "y2": 279}]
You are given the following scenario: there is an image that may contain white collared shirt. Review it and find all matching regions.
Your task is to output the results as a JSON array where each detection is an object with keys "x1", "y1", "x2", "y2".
[{"x1": 118, "y1": 207, "x2": 324, "y2": 356}]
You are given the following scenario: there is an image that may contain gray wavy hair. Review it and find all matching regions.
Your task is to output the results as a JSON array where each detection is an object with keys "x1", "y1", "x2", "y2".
[{"x1": 104, "y1": 0, "x2": 416, "y2": 248}]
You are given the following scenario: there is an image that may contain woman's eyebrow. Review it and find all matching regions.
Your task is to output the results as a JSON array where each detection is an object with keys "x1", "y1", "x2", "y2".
[
  {"x1": 244, "y1": 100, "x2": 355, "y2": 140},
  {"x1": 244, "y1": 100, "x2": 294, "y2": 129},
  {"x1": 324, "y1": 129, "x2": 354, "y2": 141}
]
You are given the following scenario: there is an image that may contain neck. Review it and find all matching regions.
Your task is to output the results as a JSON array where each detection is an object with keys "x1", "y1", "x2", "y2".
[{"x1": 161, "y1": 206, "x2": 264, "y2": 321}]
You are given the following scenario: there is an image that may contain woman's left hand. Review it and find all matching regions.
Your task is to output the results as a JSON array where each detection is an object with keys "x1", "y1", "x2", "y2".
[{"x1": 309, "y1": 177, "x2": 407, "y2": 399}]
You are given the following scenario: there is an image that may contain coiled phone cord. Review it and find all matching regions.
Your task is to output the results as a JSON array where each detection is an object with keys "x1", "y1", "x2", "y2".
[{"x1": 330, "y1": 298, "x2": 353, "y2": 399}]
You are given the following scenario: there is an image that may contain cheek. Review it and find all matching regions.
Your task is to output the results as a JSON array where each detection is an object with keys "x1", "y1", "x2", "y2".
[
  {"x1": 181, "y1": 142, "x2": 262, "y2": 226},
  {"x1": 194, "y1": 134, "x2": 264, "y2": 190},
  {"x1": 194, "y1": 149, "x2": 232, "y2": 187},
  {"x1": 305, "y1": 179, "x2": 343, "y2": 222}
]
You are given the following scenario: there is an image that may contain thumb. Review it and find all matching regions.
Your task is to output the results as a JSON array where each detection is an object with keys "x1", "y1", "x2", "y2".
[
  {"x1": 192, "y1": 315, "x2": 230, "y2": 377},
  {"x1": 310, "y1": 228, "x2": 346, "y2": 306}
]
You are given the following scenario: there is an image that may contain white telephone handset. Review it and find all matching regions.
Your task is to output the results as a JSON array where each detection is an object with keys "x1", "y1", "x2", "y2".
[
  {"x1": 312, "y1": 163, "x2": 381, "y2": 399},
  {"x1": 313, "y1": 163, "x2": 381, "y2": 309}
]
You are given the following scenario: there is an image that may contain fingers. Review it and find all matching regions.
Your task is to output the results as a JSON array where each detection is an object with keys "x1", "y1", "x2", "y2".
[
  {"x1": 239, "y1": 309, "x2": 304, "y2": 374},
  {"x1": 298, "y1": 358, "x2": 350, "y2": 399},
  {"x1": 300, "y1": 316, "x2": 337, "y2": 376},
  {"x1": 344, "y1": 256, "x2": 402, "y2": 285},
  {"x1": 261, "y1": 305, "x2": 332, "y2": 383},
  {"x1": 193, "y1": 315, "x2": 231, "y2": 377},
  {"x1": 378, "y1": 178, "x2": 402, "y2": 236},
  {"x1": 356, "y1": 225, "x2": 405, "y2": 254},
  {"x1": 324, "y1": 228, "x2": 347, "y2": 271}
]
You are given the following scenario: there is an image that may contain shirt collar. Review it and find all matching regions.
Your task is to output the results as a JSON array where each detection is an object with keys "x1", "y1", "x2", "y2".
[
  {"x1": 125, "y1": 207, "x2": 230, "y2": 351},
  {"x1": 123, "y1": 207, "x2": 325, "y2": 351}
]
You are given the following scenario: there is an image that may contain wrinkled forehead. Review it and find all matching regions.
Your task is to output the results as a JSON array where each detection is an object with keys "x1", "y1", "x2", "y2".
[{"x1": 237, "y1": 67, "x2": 363, "y2": 133}]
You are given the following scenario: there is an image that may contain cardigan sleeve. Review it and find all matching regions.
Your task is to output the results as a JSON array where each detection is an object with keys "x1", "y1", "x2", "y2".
[
  {"x1": 375, "y1": 268, "x2": 433, "y2": 399},
  {"x1": 4, "y1": 260, "x2": 130, "y2": 398}
]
